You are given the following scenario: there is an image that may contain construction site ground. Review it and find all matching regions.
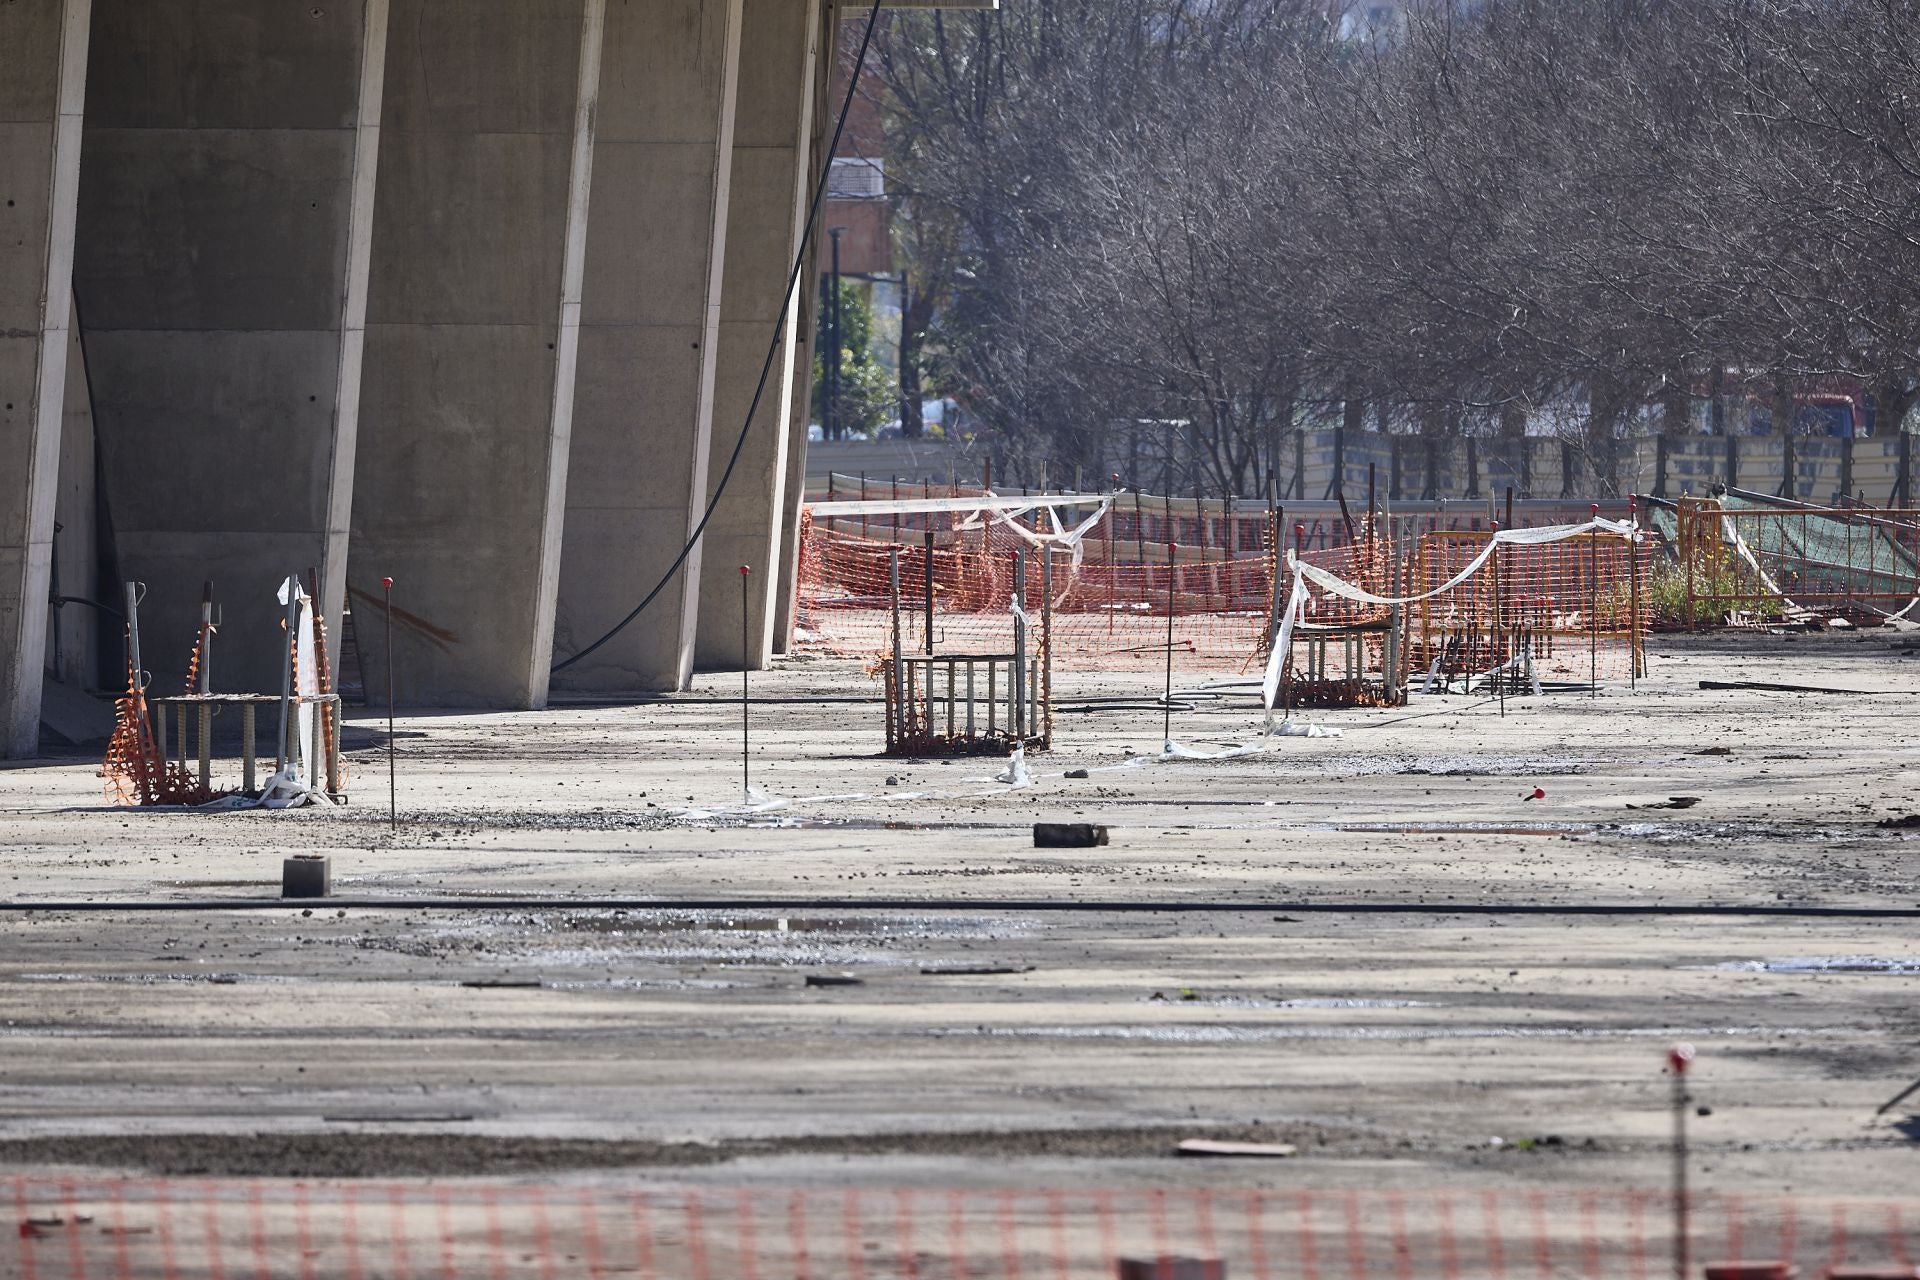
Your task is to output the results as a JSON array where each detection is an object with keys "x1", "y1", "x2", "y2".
[{"x1": 1, "y1": 630, "x2": 1917, "y2": 1201}]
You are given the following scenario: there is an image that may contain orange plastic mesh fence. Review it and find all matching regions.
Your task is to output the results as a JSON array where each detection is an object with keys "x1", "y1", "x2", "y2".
[
  {"x1": 8, "y1": 1178, "x2": 1915, "y2": 1280},
  {"x1": 1407, "y1": 530, "x2": 1648, "y2": 684},
  {"x1": 796, "y1": 496, "x2": 1278, "y2": 674},
  {"x1": 798, "y1": 489, "x2": 1650, "y2": 684}
]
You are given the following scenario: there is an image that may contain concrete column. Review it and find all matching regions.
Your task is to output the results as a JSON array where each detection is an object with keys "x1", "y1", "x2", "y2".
[
  {"x1": 771, "y1": 0, "x2": 837, "y2": 655},
  {"x1": 692, "y1": 0, "x2": 822, "y2": 671},
  {"x1": 0, "y1": 0, "x2": 88, "y2": 759},
  {"x1": 552, "y1": 0, "x2": 745, "y2": 692},
  {"x1": 74, "y1": 0, "x2": 386, "y2": 697},
  {"x1": 349, "y1": 0, "x2": 603, "y2": 708}
]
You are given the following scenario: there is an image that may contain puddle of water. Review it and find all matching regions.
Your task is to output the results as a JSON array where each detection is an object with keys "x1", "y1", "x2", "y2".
[
  {"x1": 931, "y1": 1023, "x2": 1855, "y2": 1044},
  {"x1": 1324, "y1": 755, "x2": 1594, "y2": 779},
  {"x1": 1704, "y1": 956, "x2": 1920, "y2": 975},
  {"x1": 368, "y1": 909, "x2": 1032, "y2": 971},
  {"x1": 550, "y1": 913, "x2": 887, "y2": 936},
  {"x1": 10, "y1": 972, "x2": 296, "y2": 986},
  {"x1": 1332, "y1": 821, "x2": 1590, "y2": 838},
  {"x1": 1142, "y1": 995, "x2": 1438, "y2": 1009}
]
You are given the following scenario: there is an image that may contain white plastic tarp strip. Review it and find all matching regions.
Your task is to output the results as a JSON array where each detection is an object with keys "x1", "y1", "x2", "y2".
[
  {"x1": 1261, "y1": 518, "x2": 1636, "y2": 723},
  {"x1": 809, "y1": 491, "x2": 1118, "y2": 518}
]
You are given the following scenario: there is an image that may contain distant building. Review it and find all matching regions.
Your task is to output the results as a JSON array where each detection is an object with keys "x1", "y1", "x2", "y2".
[
  {"x1": 1333, "y1": 0, "x2": 1409, "y2": 42},
  {"x1": 823, "y1": 24, "x2": 892, "y2": 279}
]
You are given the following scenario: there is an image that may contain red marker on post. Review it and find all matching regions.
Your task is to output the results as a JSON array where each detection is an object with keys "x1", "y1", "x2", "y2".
[
  {"x1": 1669, "y1": 1044, "x2": 1695, "y2": 1280},
  {"x1": 740, "y1": 566, "x2": 752, "y2": 799}
]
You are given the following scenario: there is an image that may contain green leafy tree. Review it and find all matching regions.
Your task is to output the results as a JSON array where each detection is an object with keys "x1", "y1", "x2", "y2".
[{"x1": 813, "y1": 280, "x2": 895, "y2": 438}]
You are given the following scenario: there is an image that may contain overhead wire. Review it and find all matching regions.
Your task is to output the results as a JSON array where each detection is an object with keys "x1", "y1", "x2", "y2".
[{"x1": 553, "y1": 0, "x2": 886, "y2": 673}]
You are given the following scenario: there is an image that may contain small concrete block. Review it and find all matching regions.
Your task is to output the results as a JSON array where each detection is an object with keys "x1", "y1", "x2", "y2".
[
  {"x1": 1116, "y1": 1259, "x2": 1225, "y2": 1280},
  {"x1": 1034, "y1": 823, "x2": 1108, "y2": 848},
  {"x1": 1705, "y1": 1263, "x2": 1797, "y2": 1280},
  {"x1": 282, "y1": 855, "x2": 331, "y2": 899}
]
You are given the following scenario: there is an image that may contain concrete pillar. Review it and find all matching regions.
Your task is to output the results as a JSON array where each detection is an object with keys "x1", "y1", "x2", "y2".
[
  {"x1": 551, "y1": 0, "x2": 745, "y2": 692},
  {"x1": 0, "y1": 0, "x2": 88, "y2": 758},
  {"x1": 771, "y1": 0, "x2": 836, "y2": 655},
  {"x1": 348, "y1": 0, "x2": 604, "y2": 708},
  {"x1": 692, "y1": 0, "x2": 822, "y2": 671},
  {"x1": 49, "y1": 298, "x2": 99, "y2": 692},
  {"x1": 74, "y1": 0, "x2": 386, "y2": 697}
]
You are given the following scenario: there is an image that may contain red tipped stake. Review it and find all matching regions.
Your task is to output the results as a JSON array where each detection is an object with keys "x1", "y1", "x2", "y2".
[
  {"x1": 740, "y1": 566, "x2": 752, "y2": 798},
  {"x1": 1669, "y1": 1044, "x2": 1695, "y2": 1280},
  {"x1": 382, "y1": 576, "x2": 396, "y2": 833}
]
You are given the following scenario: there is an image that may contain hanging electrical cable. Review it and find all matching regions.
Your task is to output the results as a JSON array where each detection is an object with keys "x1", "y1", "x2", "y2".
[{"x1": 552, "y1": 0, "x2": 885, "y2": 674}]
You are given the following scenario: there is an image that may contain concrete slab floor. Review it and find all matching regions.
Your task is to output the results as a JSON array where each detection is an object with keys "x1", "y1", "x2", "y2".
[{"x1": 0, "y1": 631, "x2": 1916, "y2": 1197}]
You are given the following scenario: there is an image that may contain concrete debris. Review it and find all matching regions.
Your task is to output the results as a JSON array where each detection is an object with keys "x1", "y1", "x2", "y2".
[
  {"x1": 1034, "y1": 822, "x2": 1109, "y2": 848},
  {"x1": 1116, "y1": 1258, "x2": 1226, "y2": 1280},
  {"x1": 281, "y1": 855, "x2": 331, "y2": 899},
  {"x1": 1174, "y1": 1138, "x2": 1296, "y2": 1158}
]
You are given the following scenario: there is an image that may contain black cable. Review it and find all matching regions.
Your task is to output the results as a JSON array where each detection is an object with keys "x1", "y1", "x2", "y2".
[
  {"x1": 1, "y1": 898, "x2": 1916, "y2": 919},
  {"x1": 553, "y1": 0, "x2": 885, "y2": 674}
]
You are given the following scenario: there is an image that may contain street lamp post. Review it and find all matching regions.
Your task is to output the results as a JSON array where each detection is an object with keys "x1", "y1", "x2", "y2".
[{"x1": 827, "y1": 226, "x2": 845, "y2": 441}]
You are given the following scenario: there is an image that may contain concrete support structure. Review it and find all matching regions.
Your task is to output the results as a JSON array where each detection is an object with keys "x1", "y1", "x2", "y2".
[
  {"x1": 348, "y1": 0, "x2": 604, "y2": 708},
  {"x1": 0, "y1": 0, "x2": 89, "y2": 759},
  {"x1": 73, "y1": 0, "x2": 386, "y2": 697},
  {"x1": 693, "y1": 0, "x2": 822, "y2": 671},
  {"x1": 772, "y1": 1, "x2": 838, "y2": 656},
  {"x1": 552, "y1": 0, "x2": 745, "y2": 692},
  {"x1": 48, "y1": 299, "x2": 100, "y2": 692}
]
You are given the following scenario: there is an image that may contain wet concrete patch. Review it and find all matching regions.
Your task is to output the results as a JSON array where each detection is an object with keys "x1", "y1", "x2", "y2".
[
  {"x1": 1706, "y1": 955, "x2": 1920, "y2": 975},
  {"x1": 349, "y1": 909, "x2": 1031, "y2": 970}
]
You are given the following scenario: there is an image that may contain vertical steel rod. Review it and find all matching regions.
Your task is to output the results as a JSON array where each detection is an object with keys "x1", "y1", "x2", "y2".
[
  {"x1": 1163, "y1": 542, "x2": 1176, "y2": 744},
  {"x1": 1671, "y1": 1045, "x2": 1693, "y2": 1280},
  {"x1": 242, "y1": 703, "x2": 256, "y2": 795},
  {"x1": 889, "y1": 548, "x2": 905, "y2": 745},
  {"x1": 740, "y1": 565, "x2": 752, "y2": 796},
  {"x1": 923, "y1": 529, "x2": 935, "y2": 655},
  {"x1": 1628, "y1": 498, "x2": 1641, "y2": 689},
  {"x1": 1589, "y1": 503, "x2": 1599, "y2": 697},
  {"x1": 383, "y1": 577, "x2": 396, "y2": 831},
  {"x1": 276, "y1": 571, "x2": 297, "y2": 775}
]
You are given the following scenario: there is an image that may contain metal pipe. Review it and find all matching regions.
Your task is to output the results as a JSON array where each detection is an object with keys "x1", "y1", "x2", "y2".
[
  {"x1": 276, "y1": 572, "x2": 297, "y2": 775},
  {"x1": 923, "y1": 528, "x2": 935, "y2": 655}
]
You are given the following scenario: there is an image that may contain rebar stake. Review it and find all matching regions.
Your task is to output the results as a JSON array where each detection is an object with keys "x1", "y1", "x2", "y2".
[
  {"x1": 1669, "y1": 1043, "x2": 1694, "y2": 1280},
  {"x1": 383, "y1": 576, "x2": 396, "y2": 833},
  {"x1": 1163, "y1": 542, "x2": 1177, "y2": 745},
  {"x1": 740, "y1": 565, "x2": 752, "y2": 799}
]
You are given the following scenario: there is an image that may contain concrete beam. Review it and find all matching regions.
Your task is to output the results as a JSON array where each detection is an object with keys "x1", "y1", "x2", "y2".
[
  {"x1": 0, "y1": 0, "x2": 89, "y2": 758},
  {"x1": 348, "y1": 0, "x2": 603, "y2": 708},
  {"x1": 552, "y1": 0, "x2": 745, "y2": 693},
  {"x1": 772, "y1": 0, "x2": 837, "y2": 655},
  {"x1": 74, "y1": 0, "x2": 385, "y2": 697},
  {"x1": 692, "y1": 0, "x2": 822, "y2": 672}
]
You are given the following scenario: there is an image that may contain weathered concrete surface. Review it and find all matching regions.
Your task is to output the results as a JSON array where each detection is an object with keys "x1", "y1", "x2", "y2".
[
  {"x1": 73, "y1": 0, "x2": 384, "y2": 699},
  {"x1": 348, "y1": 0, "x2": 601, "y2": 708},
  {"x1": 0, "y1": 0, "x2": 88, "y2": 758},
  {"x1": 0, "y1": 635, "x2": 1917, "y2": 1198},
  {"x1": 692, "y1": 0, "x2": 821, "y2": 672},
  {"x1": 48, "y1": 295, "x2": 99, "y2": 692},
  {"x1": 552, "y1": 0, "x2": 744, "y2": 693},
  {"x1": 772, "y1": 3, "x2": 834, "y2": 655}
]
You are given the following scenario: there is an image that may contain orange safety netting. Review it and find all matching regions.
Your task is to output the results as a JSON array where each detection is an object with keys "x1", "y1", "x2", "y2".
[
  {"x1": 794, "y1": 499, "x2": 1280, "y2": 673},
  {"x1": 1406, "y1": 529, "x2": 1647, "y2": 685},
  {"x1": 101, "y1": 640, "x2": 221, "y2": 807}
]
